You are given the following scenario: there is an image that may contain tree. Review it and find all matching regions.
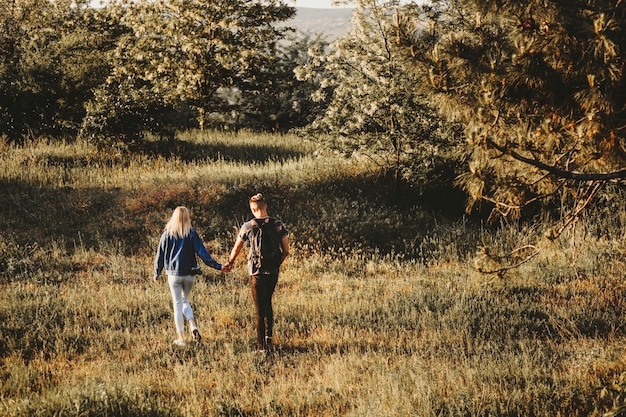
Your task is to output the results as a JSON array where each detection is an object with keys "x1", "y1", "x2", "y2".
[
  {"x1": 235, "y1": 31, "x2": 329, "y2": 132},
  {"x1": 395, "y1": 0, "x2": 626, "y2": 223},
  {"x1": 297, "y1": 0, "x2": 464, "y2": 192},
  {"x1": 0, "y1": 0, "x2": 120, "y2": 140},
  {"x1": 82, "y1": 0, "x2": 296, "y2": 141}
]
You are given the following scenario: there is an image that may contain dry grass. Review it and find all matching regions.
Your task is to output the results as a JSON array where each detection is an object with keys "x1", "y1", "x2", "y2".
[{"x1": 1, "y1": 131, "x2": 625, "y2": 416}]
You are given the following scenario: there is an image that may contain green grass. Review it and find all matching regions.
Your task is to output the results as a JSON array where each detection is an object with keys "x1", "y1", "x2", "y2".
[{"x1": 1, "y1": 131, "x2": 625, "y2": 416}]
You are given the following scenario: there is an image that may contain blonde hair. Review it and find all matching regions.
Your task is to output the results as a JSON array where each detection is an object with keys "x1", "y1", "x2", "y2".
[
  {"x1": 164, "y1": 206, "x2": 192, "y2": 239},
  {"x1": 249, "y1": 193, "x2": 267, "y2": 208}
]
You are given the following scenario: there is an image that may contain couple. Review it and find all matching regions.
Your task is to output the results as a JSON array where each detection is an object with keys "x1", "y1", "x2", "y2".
[{"x1": 153, "y1": 193, "x2": 289, "y2": 352}]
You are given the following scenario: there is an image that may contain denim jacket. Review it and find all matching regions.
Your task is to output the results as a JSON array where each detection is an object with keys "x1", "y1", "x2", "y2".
[{"x1": 154, "y1": 228, "x2": 222, "y2": 279}]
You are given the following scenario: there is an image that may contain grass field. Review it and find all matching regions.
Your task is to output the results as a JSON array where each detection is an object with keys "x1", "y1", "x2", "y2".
[{"x1": 1, "y1": 131, "x2": 625, "y2": 416}]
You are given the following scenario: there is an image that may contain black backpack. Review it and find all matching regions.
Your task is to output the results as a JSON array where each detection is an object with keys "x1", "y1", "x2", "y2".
[{"x1": 251, "y1": 218, "x2": 283, "y2": 270}]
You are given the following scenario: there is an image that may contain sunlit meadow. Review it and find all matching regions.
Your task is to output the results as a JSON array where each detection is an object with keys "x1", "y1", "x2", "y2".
[{"x1": 1, "y1": 131, "x2": 625, "y2": 416}]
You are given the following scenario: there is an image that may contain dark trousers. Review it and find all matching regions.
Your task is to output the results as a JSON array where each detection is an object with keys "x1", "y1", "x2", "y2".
[{"x1": 249, "y1": 274, "x2": 278, "y2": 350}]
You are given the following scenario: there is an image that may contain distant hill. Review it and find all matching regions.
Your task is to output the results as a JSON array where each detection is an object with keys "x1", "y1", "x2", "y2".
[{"x1": 289, "y1": 7, "x2": 355, "y2": 41}]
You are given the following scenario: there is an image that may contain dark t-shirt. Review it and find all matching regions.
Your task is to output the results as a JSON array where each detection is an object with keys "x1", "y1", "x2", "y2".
[{"x1": 238, "y1": 217, "x2": 288, "y2": 276}]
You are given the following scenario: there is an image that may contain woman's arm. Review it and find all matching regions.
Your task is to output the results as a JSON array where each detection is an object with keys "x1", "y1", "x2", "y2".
[{"x1": 191, "y1": 231, "x2": 223, "y2": 270}]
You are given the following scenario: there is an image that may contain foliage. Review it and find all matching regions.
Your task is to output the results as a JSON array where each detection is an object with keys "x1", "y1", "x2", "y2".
[
  {"x1": 80, "y1": 74, "x2": 177, "y2": 147},
  {"x1": 395, "y1": 0, "x2": 626, "y2": 221},
  {"x1": 233, "y1": 32, "x2": 330, "y2": 132},
  {"x1": 0, "y1": 0, "x2": 120, "y2": 141},
  {"x1": 0, "y1": 0, "x2": 329, "y2": 144},
  {"x1": 81, "y1": 0, "x2": 297, "y2": 143},
  {"x1": 297, "y1": 0, "x2": 465, "y2": 192}
]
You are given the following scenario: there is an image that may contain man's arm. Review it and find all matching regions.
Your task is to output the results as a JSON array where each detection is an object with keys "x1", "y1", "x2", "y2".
[{"x1": 225, "y1": 236, "x2": 245, "y2": 271}]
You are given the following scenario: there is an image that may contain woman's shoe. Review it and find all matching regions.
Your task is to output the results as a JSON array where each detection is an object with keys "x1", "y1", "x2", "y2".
[
  {"x1": 192, "y1": 328, "x2": 202, "y2": 343},
  {"x1": 173, "y1": 339, "x2": 186, "y2": 347}
]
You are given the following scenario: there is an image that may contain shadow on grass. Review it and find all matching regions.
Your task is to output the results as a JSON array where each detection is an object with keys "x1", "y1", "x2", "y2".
[
  {"x1": 138, "y1": 137, "x2": 309, "y2": 164},
  {"x1": 1, "y1": 179, "x2": 143, "y2": 253},
  {"x1": 2, "y1": 165, "x2": 471, "y2": 262}
]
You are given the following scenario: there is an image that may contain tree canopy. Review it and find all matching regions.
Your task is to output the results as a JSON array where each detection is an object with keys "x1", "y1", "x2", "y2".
[
  {"x1": 395, "y1": 0, "x2": 626, "y2": 220},
  {"x1": 1, "y1": 0, "x2": 623, "y2": 226},
  {"x1": 0, "y1": 0, "x2": 118, "y2": 139},
  {"x1": 80, "y1": 0, "x2": 297, "y2": 141},
  {"x1": 297, "y1": 0, "x2": 465, "y2": 192}
]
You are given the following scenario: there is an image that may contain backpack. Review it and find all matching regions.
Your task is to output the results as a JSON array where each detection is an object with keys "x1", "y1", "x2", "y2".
[{"x1": 251, "y1": 218, "x2": 283, "y2": 270}]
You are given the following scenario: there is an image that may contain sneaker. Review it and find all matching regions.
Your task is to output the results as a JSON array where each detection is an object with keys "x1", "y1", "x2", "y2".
[
  {"x1": 192, "y1": 328, "x2": 202, "y2": 343},
  {"x1": 173, "y1": 339, "x2": 186, "y2": 347}
]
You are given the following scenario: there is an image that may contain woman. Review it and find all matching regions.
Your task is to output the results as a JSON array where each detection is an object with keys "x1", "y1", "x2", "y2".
[
  {"x1": 154, "y1": 206, "x2": 224, "y2": 346},
  {"x1": 225, "y1": 193, "x2": 289, "y2": 353}
]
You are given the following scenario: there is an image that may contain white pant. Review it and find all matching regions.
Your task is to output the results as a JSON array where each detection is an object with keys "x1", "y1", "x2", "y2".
[{"x1": 167, "y1": 274, "x2": 196, "y2": 334}]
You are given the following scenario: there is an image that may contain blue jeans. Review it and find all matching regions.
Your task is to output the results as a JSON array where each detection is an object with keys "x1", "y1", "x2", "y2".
[
  {"x1": 168, "y1": 274, "x2": 196, "y2": 334},
  {"x1": 250, "y1": 274, "x2": 278, "y2": 350}
]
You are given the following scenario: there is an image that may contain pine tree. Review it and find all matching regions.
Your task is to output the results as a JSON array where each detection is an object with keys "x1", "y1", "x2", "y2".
[{"x1": 397, "y1": 0, "x2": 626, "y2": 223}]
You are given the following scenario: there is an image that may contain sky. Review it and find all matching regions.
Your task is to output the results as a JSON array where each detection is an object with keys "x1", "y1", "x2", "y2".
[{"x1": 293, "y1": 0, "x2": 354, "y2": 8}]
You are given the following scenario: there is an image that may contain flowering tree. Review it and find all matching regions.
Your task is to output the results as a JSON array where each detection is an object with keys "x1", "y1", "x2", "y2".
[
  {"x1": 0, "y1": 0, "x2": 118, "y2": 140},
  {"x1": 82, "y1": 0, "x2": 296, "y2": 141},
  {"x1": 297, "y1": 0, "x2": 464, "y2": 192}
]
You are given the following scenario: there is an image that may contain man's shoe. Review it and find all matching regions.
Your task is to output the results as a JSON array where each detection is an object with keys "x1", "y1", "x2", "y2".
[{"x1": 173, "y1": 339, "x2": 186, "y2": 347}]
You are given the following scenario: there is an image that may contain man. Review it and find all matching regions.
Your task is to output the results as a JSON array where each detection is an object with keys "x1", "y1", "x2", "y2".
[{"x1": 224, "y1": 193, "x2": 289, "y2": 353}]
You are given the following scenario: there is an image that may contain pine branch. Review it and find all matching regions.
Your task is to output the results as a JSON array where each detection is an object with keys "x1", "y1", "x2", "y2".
[
  {"x1": 487, "y1": 138, "x2": 626, "y2": 181},
  {"x1": 549, "y1": 181, "x2": 605, "y2": 240}
]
